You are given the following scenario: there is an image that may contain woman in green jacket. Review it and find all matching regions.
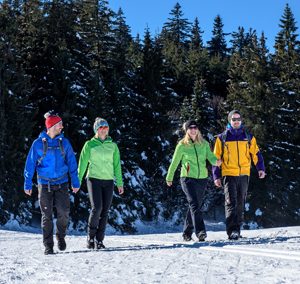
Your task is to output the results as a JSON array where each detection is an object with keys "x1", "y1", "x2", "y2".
[
  {"x1": 78, "y1": 118, "x2": 124, "y2": 249},
  {"x1": 166, "y1": 120, "x2": 221, "y2": 242}
]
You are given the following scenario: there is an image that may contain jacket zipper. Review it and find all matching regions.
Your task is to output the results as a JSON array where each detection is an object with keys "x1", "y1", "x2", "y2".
[
  {"x1": 193, "y1": 143, "x2": 200, "y2": 178},
  {"x1": 236, "y1": 141, "x2": 241, "y2": 175},
  {"x1": 225, "y1": 144, "x2": 230, "y2": 164}
]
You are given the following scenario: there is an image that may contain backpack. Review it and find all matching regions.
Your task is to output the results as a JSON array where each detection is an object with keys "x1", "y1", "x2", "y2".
[
  {"x1": 219, "y1": 128, "x2": 251, "y2": 160},
  {"x1": 37, "y1": 137, "x2": 65, "y2": 165}
]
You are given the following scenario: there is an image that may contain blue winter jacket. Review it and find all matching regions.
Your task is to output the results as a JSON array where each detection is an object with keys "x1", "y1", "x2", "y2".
[{"x1": 24, "y1": 131, "x2": 80, "y2": 190}]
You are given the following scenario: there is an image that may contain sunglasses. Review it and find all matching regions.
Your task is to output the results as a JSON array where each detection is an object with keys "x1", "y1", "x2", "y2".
[
  {"x1": 188, "y1": 126, "x2": 198, "y2": 130},
  {"x1": 98, "y1": 126, "x2": 109, "y2": 130},
  {"x1": 231, "y1": 118, "x2": 241, "y2": 122}
]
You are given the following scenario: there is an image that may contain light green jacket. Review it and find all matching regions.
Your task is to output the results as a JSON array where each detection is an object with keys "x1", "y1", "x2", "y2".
[
  {"x1": 166, "y1": 139, "x2": 217, "y2": 181},
  {"x1": 78, "y1": 137, "x2": 123, "y2": 186}
]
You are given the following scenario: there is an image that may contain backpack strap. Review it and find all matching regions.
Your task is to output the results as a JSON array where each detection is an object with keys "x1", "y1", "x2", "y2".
[
  {"x1": 220, "y1": 130, "x2": 228, "y2": 161},
  {"x1": 58, "y1": 138, "x2": 66, "y2": 161},
  {"x1": 244, "y1": 128, "x2": 251, "y2": 147},
  {"x1": 37, "y1": 138, "x2": 48, "y2": 165}
]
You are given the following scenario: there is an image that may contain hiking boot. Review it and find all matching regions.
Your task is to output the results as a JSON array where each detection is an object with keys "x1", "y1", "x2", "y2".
[
  {"x1": 87, "y1": 237, "x2": 95, "y2": 249},
  {"x1": 229, "y1": 231, "x2": 240, "y2": 240},
  {"x1": 197, "y1": 232, "x2": 207, "y2": 242},
  {"x1": 44, "y1": 246, "x2": 54, "y2": 255},
  {"x1": 182, "y1": 234, "x2": 192, "y2": 242},
  {"x1": 57, "y1": 237, "x2": 66, "y2": 251},
  {"x1": 96, "y1": 240, "x2": 105, "y2": 249}
]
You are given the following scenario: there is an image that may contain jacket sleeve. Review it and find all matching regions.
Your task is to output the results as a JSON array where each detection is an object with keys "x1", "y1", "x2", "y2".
[
  {"x1": 78, "y1": 141, "x2": 90, "y2": 184},
  {"x1": 113, "y1": 144, "x2": 123, "y2": 187},
  {"x1": 206, "y1": 141, "x2": 218, "y2": 166},
  {"x1": 166, "y1": 143, "x2": 183, "y2": 182},
  {"x1": 24, "y1": 141, "x2": 38, "y2": 190},
  {"x1": 64, "y1": 139, "x2": 80, "y2": 188},
  {"x1": 249, "y1": 136, "x2": 265, "y2": 172},
  {"x1": 212, "y1": 137, "x2": 222, "y2": 180}
]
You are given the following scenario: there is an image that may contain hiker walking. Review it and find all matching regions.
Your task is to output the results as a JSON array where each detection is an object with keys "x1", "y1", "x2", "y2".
[
  {"x1": 78, "y1": 118, "x2": 124, "y2": 249},
  {"x1": 212, "y1": 110, "x2": 266, "y2": 240},
  {"x1": 24, "y1": 111, "x2": 80, "y2": 255},
  {"x1": 166, "y1": 120, "x2": 221, "y2": 242}
]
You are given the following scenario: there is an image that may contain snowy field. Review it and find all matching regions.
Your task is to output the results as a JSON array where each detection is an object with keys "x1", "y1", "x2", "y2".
[{"x1": 0, "y1": 224, "x2": 300, "y2": 284}]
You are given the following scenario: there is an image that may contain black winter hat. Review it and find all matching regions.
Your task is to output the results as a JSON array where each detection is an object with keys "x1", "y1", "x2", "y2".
[
  {"x1": 183, "y1": 120, "x2": 198, "y2": 132},
  {"x1": 228, "y1": 110, "x2": 242, "y2": 122}
]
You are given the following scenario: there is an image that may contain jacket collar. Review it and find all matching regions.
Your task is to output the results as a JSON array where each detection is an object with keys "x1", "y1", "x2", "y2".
[
  {"x1": 226, "y1": 123, "x2": 244, "y2": 135},
  {"x1": 92, "y1": 136, "x2": 113, "y2": 144},
  {"x1": 39, "y1": 131, "x2": 64, "y2": 140}
]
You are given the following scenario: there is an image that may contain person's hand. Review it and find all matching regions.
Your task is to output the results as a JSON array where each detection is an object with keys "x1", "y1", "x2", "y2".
[
  {"x1": 258, "y1": 171, "x2": 266, "y2": 179},
  {"x1": 24, "y1": 189, "x2": 32, "y2": 196},
  {"x1": 166, "y1": 181, "x2": 172, "y2": 187},
  {"x1": 72, "y1": 187, "x2": 80, "y2": 193},
  {"x1": 216, "y1": 159, "x2": 222, "y2": 167},
  {"x1": 214, "y1": 179, "x2": 222, "y2": 188},
  {"x1": 118, "y1": 186, "x2": 124, "y2": 195}
]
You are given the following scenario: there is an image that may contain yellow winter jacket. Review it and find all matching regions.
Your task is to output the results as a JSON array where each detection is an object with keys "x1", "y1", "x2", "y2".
[{"x1": 212, "y1": 126, "x2": 265, "y2": 179}]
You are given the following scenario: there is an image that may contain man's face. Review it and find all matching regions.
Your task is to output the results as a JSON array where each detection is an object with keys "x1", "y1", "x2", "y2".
[
  {"x1": 230, "y1": 114, "x2": 242, "y2": 129},
  {"x1": 53, "y1": 121, "x2": 63, "y2": 135}
]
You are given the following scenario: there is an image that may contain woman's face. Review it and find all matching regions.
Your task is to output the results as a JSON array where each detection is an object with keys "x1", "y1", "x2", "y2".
[
  {"x1": 97, "y1": 126, "x2": 109, "y2": 138},
  {"x1": 187, "y1": 126, "x2": 198, "y2": 137}
]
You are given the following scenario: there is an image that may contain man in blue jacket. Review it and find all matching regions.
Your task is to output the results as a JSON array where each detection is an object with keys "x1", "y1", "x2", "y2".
[{"x1": 24, "y1": 111, "x2": 80, "y2": 255}]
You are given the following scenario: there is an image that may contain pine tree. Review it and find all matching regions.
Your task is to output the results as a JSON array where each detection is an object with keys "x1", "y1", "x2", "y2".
[
  {"x1": 207, "y1": 15, "x2": 229, "y2": 58},
  {"x1": 230, "y1": 27, "x2": 256, "y2": 56},
  {"x1": 0, "y1": 0, "x2": 34, "y2": 224},
  {"x1": 190, "y1": 17, "x2": 204, "y2": 49},
  {"x1": 266, "y1": 3, "x2": 300, "y2": 226},
  {"x1": 160, "y1": 3, "x2": 192, "y2": 103},
  {"x1": 187, "y1": 18, "x2": 208, "y2": 80},
  {"x1": 206, "y1": 15, "x2": 229, "y2": 100},
  {"x1": 162, "y1": 2, "x2": 191, "y2": 46}
]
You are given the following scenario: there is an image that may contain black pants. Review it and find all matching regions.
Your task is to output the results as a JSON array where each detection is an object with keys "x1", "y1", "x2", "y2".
[
  {"x1": 87, "y1": 178, "x2": 114, "y2": 241},
  {"x1": 38, "y1": 183, "x2": 70, "y2": 248},
  {"x1": 223, "y1": 175, "x2": 249, "y2": 236},
  {"x1": 180, "y1": 177, "x2": 208, "y2": 237}
]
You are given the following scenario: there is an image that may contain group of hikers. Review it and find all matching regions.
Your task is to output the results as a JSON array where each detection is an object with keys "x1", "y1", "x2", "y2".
[{"x1": 23, "y1": 110, "x2": 265, "y2": 255}]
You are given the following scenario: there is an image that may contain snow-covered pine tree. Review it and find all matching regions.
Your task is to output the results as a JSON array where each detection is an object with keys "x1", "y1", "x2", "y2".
[{"x1": 0, "y1": 1, "x2": 34, "y2": 225}]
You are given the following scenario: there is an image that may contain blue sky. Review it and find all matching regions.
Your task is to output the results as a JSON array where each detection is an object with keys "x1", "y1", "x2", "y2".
[{"x1": 109, "y1": 0, "x2": 300, "y2": 51}]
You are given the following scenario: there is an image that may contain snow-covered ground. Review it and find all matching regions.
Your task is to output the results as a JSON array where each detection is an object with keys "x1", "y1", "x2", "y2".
[{"x1": 0, "y1": 224, "x2": 300, "y2": 284}]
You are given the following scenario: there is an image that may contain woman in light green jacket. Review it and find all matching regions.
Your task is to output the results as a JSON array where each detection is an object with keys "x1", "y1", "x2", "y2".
[
  {"x1": 78, "y1": 118, "x2": 123, "y2": 249},
  {"x1": 166, "y1": 120, "x2": 221, "y2": 242}
]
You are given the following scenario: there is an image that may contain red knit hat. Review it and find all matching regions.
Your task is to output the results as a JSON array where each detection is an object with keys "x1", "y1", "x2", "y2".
[{"x1": 44, "y1": 112, "x2": 62, "y2": 129}]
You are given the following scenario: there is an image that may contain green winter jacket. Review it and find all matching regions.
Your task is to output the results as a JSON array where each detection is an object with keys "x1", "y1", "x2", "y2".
[
  {"x1": 78, "y1": 137, "x2": 123, "y2": 187},
  {"x1": 166, "y1": 139, "x2": 217, "y2": 181}
]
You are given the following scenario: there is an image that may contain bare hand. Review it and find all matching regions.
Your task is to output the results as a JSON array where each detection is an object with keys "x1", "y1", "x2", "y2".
[
  {"x1": 72, "y1": 187, "x2": 80, "y2": 193},
  {"x1": 258, "y1": 171, "x2": 266, "y2": 179},
  {"x1": 118, "y1": 186, "x2": 124, "y2": 195},
  {"x1": 166, "y1": 181, "x2": 172, "y2": 187},
  {"x1": 24, "y1": 189, "x2": 32, "y2": 196},
  {"x1": 216, "y1": 159, "x2": 222, "y2": 167},
  {"x1": 214, "y1": 179, "x2": 222, "y2": 188}
]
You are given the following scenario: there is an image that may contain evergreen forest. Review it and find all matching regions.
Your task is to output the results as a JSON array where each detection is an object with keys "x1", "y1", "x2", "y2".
[{"x1": 0, "y1": 1, "x2": 299, "y2": 232}]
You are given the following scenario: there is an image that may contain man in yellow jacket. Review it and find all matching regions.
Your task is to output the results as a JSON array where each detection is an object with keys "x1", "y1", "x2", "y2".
[{"x1": 213, "y1": 110, "x2": 266, "y2": 240}]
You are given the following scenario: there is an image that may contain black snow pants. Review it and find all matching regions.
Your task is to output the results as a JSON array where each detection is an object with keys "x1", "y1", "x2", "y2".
[
  {"x1": 38, "y1": 182, "x2": 70, "y2": 248},
  {"x1": 87, "y1": 178, "x2": 114, "y2": 242},
  {"x1": 180, "y1": 177, "x2": 208, "y2": 237},
  {"x1": 223, "y1": 175, "x2": 249, "y2": 236}
]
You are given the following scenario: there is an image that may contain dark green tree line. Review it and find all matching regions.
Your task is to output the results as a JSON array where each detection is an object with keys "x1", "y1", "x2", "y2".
[{"x1": 0, "y1": 1, "x2": 299, "y2": 231}]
